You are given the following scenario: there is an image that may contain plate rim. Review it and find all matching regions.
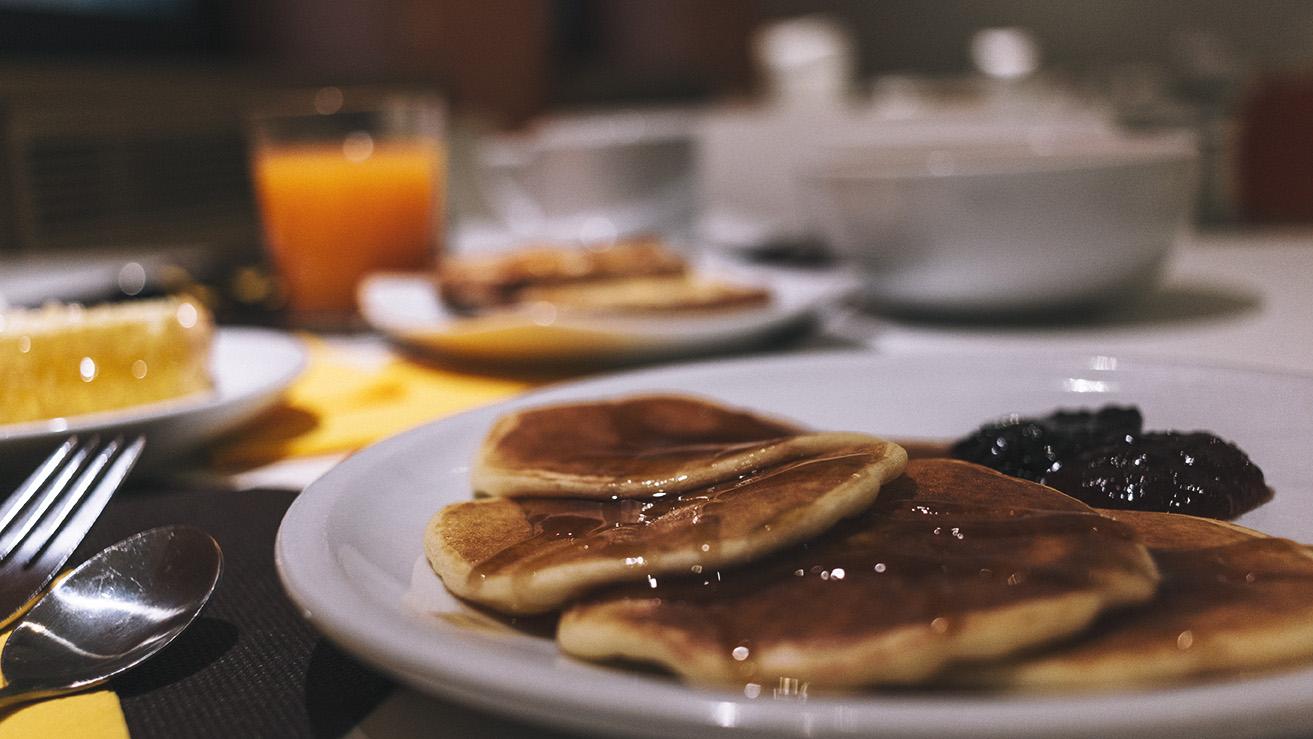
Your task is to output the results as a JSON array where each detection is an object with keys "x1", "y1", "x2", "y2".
[
  {"x1": 0, "y1": 326, "x2": 307, "y2": 442},
  {"x1": 356, "y1": 265, "x2": 862, "y2": 362},
  {"x1": 276, "y1": 349, "x2": 1313, "y2": 738}
]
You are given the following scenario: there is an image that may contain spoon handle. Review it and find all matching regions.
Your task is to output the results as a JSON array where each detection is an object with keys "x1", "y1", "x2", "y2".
[{"x1": 0, "y1": 682, "x2": 74, "y2": 710}]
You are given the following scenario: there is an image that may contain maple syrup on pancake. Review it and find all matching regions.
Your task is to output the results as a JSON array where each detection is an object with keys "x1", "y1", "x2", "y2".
[
  {"x1": 568, "y1": 461, "x2": 1156, "y2": 681},
  {"x1": 467, "y1": 447, "x2": 882, "y2": 588},
  {"x1": 1029, "y1": 511, "x2": 1313, "y2": 666},
  {"x1": 590, "y1": 480, "x2": 1144, "y2": 658},
  {"x1": 489, "y1": 396, "x2": 801, "y2": 483}
]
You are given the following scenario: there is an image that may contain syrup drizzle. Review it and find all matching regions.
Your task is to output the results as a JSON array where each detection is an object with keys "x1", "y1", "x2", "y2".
[
  {"x1": 466, "y1": 449, "x2": 882, "y2": 590},
  {"x1": 570, "y1": 461, "x2": 1158, "y2": 684},
  {"x1": 486, "y1": 395, "x2": 802, "y2": 491},
  {"x1": 1015, "y1": 522, "x2": 1313, "y2": 663}
]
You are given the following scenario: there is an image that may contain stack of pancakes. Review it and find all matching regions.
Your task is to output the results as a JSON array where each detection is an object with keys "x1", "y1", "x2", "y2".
[
  {"x1": 435, "y1": 239, "x2": 771, "y2": 315},
  {"x1": 425, "y1": 394, "x2": 1313, "y2": 691}
]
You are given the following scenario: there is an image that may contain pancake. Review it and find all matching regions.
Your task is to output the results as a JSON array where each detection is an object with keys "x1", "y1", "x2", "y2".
[
  {"x1": 437, "y1": 238, "x2": 687, "y2": 312},
  {"x1": 518, "y1": 275, "x2": 771, "y2": 314},
  {"x1": 427, "y1": 432, "x2": 906, "y2": 614},
  {"x1": 951, "y1": 509, "x2": 1313, "y2": 690},
  {"x1": 557, "y1": 459, "x2": 1160, "y2": 687},
  {"x1": 471, "y1": 394, "x2": 809, "y2": 499}
]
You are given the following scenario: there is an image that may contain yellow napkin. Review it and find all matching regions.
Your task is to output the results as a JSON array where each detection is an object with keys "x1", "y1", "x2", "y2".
[
  {"x1": 0, "y1": 631, "x2": 129, "y2": 739},
  {"x1": 211, "y1": 341, "x2": 553, "y2": 468}
]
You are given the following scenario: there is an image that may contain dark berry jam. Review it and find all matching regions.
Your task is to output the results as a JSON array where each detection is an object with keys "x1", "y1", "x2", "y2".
[
  {"x1": 950, "y1": 406, "x2": 1270, "y2": 519},
  {"x1": 949, "y1": 406, "x2": 1143, "y2": 482},
  {"x1": 1041, "y1": 431, "x2": 1270, "y2": 519}
]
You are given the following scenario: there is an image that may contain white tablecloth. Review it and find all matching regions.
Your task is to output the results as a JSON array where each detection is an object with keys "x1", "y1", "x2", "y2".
[{"x1": 859, "y1": 230, "x2": 1313, "y2": 373}]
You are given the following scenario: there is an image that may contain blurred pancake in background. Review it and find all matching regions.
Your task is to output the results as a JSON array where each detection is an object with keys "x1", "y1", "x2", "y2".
[{"x1": 436, "y1": 238, "x2": 689, "y2": 313}]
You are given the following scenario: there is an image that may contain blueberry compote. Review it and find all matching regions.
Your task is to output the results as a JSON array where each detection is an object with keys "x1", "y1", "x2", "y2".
[{"x1": 950, "y1": 407, "x2": 1269, "y2": 519}]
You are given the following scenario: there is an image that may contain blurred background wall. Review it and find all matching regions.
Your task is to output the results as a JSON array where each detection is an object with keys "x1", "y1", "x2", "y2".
[
  {"x1": 2, "y1": 0, "x2": 1312, "y2": 260},
  {"x1": 762, "y1": 1, "x2": 1313, "y2": 75}
]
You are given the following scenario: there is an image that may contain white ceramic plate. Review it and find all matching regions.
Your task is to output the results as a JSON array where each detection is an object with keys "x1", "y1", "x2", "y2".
[
  {"x1": 1, "y1": 327, "x2": 306, "y2": 466},
  {"x1": 276, "y1": 352, "x2": 1313, "y2": 738},
  {"x1": 357, "y1": 261, "x2": 858, "y2": 364}
]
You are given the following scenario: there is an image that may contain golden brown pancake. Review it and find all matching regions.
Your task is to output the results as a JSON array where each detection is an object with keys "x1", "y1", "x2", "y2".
[
  {"x1": 556, "y1": 459, "x2": 1159, "y2": 687},
  {"x1": 471, "y1": 394, "x2": 809, "y2": 499},
  {"x1": 951, "y1": 509, "x2": 1313, "y2": 690},
  {"x1": 892, "y1": 439, "x2": 954, "y2": 460},
  {"x1": 437, "y1": 238, "x2": 687, "y2": 312},
  {"x1": 518, "y1": 275, "x2": 771, "y2": 314},
  {"x1": 427, "y1": 432, "x2": 906, "y2": 614}
]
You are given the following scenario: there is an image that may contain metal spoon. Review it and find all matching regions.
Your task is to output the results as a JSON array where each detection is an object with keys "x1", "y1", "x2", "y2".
[{"x1": 0, "y1": 526, "x2": 222, "y2": 708}]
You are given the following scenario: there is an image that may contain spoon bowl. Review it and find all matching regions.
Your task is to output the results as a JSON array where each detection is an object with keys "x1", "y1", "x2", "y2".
[{"x1": 0, "y1": 526, "x2": 221, "y2": 706}]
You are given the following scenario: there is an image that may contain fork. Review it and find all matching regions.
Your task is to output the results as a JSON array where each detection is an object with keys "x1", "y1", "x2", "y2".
[{"x1": 0, "y1": 435, "x2": 145, "y2": 628}]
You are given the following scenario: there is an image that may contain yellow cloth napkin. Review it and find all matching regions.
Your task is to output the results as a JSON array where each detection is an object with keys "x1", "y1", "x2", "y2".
[
  {"x1": 0, "y1": 631, "x2": 130, "y2": 739},
  {"x1": 211, "y1": 341, "x2": 552, "y2": 469}
]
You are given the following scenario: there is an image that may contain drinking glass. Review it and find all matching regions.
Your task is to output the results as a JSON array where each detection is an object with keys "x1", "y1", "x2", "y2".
[{"x1": 249, "y1": 89, "x2": 445, "y2": 325}]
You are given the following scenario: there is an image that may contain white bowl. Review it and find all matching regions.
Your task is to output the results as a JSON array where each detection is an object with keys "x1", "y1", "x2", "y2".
[
  {"x1": 798, "y1": 133, "x2": 1198, "y2": 315},
  {"x1": 475, "y1": 109, "x2": 698, "y2": 242}
]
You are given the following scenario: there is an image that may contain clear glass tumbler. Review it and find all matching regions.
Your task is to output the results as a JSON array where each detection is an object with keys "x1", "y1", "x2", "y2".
[{"x1": 249, "y1": 88, "x2": 445, "y2": 325}]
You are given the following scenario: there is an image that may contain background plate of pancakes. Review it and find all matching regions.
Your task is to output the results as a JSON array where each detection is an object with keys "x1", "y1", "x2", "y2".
[
  {"x1": 358, "y1": 257, "x2": 860, "y2": 365},
  {"x1": 276, "y1": 351, "x2": 1313, "y2": 738}
]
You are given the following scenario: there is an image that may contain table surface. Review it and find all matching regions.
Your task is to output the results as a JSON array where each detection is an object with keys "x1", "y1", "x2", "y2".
[
  {"x1": 857, "y1": 229, "x2": 1313, "y2": 373},
  {"x1": 339, "y1": 228, "x2": 1313, "y2": 738},
  {"x1": 11, "y1": 228, "x2": 1313, "y2": 738}
]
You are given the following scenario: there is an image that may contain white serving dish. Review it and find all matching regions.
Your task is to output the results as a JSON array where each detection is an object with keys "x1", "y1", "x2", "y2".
[
  {"x1": 358, "y1": 257, "x2": 859, "y2": 365},
  {"x1": 798, "y1": 132, "x2": 1198, "y2": 315},
  {"x1": 277, "y1": 351, "x2": 1313, "y2": 738}
]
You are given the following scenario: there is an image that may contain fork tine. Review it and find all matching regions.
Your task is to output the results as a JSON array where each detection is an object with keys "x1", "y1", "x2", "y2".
[
  {"x1": 0, "y1": 437, "x2": 79, "y2": 535},
  {"x1": 0, "y1": 434, "x2": 144, "y2": 628},
  {"x1": 0, "y1": 436, "x2": 98, "y2": 561},
  {"x1": 23, "y1": 435, "x2": 144, "y2": 566}
]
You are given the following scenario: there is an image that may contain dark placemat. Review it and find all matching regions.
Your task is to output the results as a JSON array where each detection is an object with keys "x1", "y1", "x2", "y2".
[{"x1": 71, "y1": 486, "x2": 394, "y2": 739}]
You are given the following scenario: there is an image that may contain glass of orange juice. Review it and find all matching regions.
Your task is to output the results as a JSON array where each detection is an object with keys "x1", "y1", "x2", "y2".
[{"x1": 249, "y1": 89, "x2": 445, "y2": 325}]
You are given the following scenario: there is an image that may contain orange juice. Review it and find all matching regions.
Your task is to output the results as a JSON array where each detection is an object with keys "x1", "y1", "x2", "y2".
[{"x1": 254, "y1": 139, "x2": 444, "y2": 316}]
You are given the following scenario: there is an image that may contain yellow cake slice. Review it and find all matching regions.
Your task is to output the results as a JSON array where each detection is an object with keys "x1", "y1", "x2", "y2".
[{"x1": 0, "y1": 296, "x2": 214, "y2": 425}]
